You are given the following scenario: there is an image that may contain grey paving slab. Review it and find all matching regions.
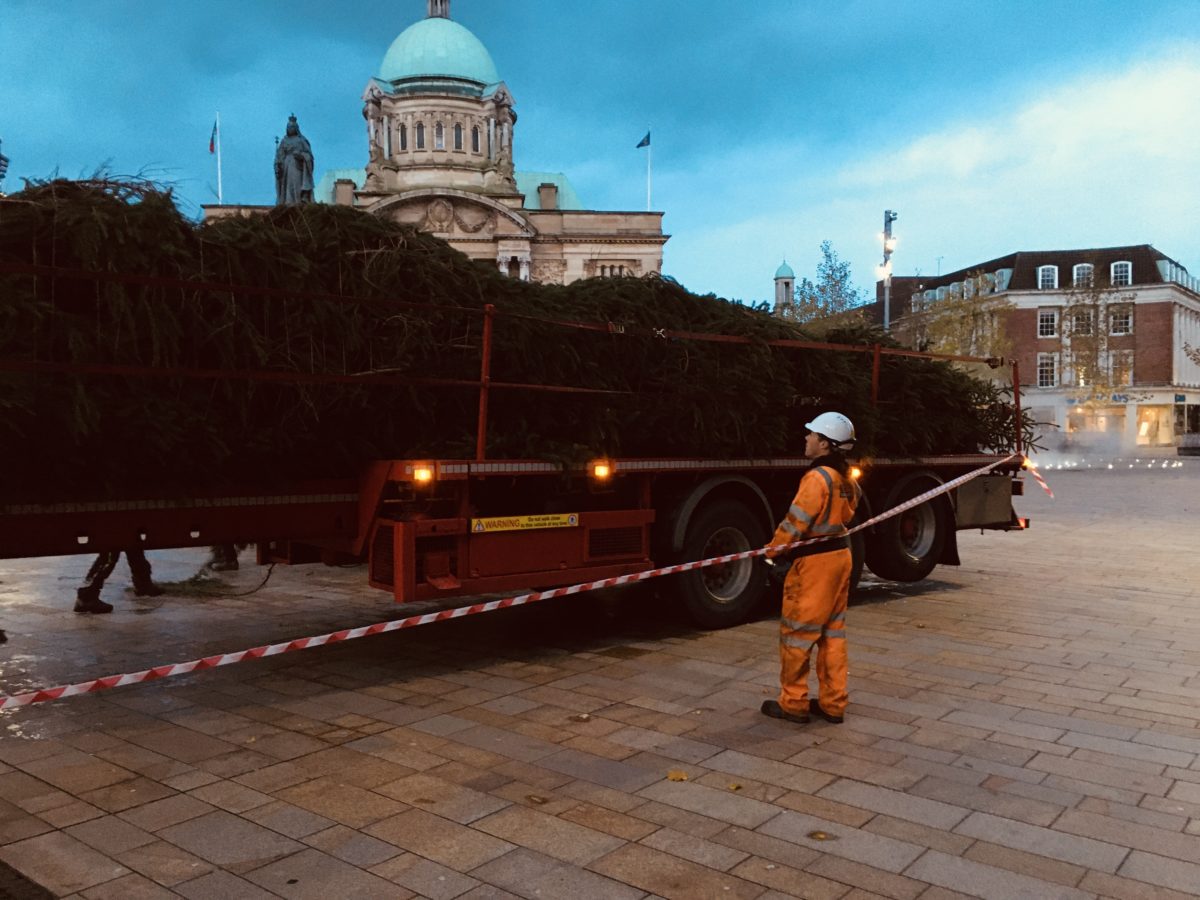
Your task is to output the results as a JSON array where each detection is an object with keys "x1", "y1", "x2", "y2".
[
  {"x1": 905, "y1": 850, "x2": 1092, "y2": 900},
  {"x1": 638, "y1": 780, "x2": 782, "y2": 830},
  {"x1": 816, "y1": 779, "x2": 969, "y2": 830},
  {"x1": 758, "y1": 810, "x2": 925, "y2": 874}
]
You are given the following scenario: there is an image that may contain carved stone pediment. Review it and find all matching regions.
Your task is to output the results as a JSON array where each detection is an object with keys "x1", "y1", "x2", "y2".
[{"x1": 370, "y1": 189, "x2": 534, "y2": 240}]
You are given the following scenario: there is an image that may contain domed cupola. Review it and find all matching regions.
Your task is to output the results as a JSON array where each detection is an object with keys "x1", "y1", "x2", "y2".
[
  {"x1": 378, "y1": 0, "x2": 501, "y2": 91},
  {"x1": 361, "y1": 0, "x2": 518, "y2": 196}
]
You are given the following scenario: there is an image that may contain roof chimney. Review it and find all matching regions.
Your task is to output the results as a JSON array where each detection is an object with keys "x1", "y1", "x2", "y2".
[{"x1": 427, "y1": 0, "x2": 450, "y2": 18}]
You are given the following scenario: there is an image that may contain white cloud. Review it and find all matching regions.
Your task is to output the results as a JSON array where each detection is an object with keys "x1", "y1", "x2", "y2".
[
  {"x1": 660, "y1": 45, "x2": 1200, "y2": 302},
  {"x1": 829, "y1": 48, "x2": 1200, "y2": 275}
]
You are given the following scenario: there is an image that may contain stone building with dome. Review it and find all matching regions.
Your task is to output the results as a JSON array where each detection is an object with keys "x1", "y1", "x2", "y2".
[{"x1": 210, "y1": 0, "x2": 667, "y2": 286}]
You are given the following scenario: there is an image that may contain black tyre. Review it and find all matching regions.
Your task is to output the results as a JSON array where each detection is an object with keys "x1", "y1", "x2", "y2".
[
  {"x1": 676, "y1": 500, "x2": 768, "y2": 628},
  {"x1": 848, "y1": 511, "x2": 866, "y2": 594},
  {"x1": 865, "y1": 479, "x2": 947, "y2": 582}
]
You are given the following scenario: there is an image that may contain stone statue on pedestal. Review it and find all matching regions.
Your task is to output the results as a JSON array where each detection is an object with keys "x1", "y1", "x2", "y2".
[{"x1": 274, "y1": 115, "x2": 314, "y2": 204}]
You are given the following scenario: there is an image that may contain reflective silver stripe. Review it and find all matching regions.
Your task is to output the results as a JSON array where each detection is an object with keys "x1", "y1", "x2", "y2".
[
  {"x1": 781, "y1": 616, "x2": 823, "y2": 632},
  {"x1": 810, "y1": 523, "x2": 848, "y2": 535},
  {"x1": 823, "y1": 630, "x2": 846, "y2": 641},
  {"x1": 789, "y1": 503, "x2": 816, "y2": 526},
  {"x1": 779, "y1": 520, "x2": 803, "y2": 538},
  {"x1": 812, "y1": 467, "x2": 834, "y2": 527},
  {"x1": 781, "y1": 634, "x2": 815, "y2": 651},
  {"x1": 828, "y1": 612, "x2": 845, "y2": 625}
]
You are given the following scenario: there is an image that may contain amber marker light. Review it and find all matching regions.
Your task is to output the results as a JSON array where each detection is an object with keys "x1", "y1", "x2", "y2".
[
  {"x1": 590, "y1": 460, "x2": 612, "y2": 481},
  {"x1": 849, "y1": 466, "x2": 863, "y2": 480},
  {"x1": 412, "y1": 464, "x2": 434, "y2": 485}
]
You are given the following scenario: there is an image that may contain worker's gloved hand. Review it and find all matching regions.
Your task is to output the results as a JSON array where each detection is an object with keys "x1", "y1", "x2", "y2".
[{"x1": 764, "y1": 553, "x2": 794, "y2": 586}]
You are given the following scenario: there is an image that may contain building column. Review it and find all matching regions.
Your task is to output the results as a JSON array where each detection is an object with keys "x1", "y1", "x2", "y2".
[{"x1": 519, "y1": 256, "x2": 530, "y2": 282}]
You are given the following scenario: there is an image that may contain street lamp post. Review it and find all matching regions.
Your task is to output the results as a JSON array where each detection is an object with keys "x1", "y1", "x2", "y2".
[{"x1": 881, "y1": 209, "x2": 898, "y2": 331}]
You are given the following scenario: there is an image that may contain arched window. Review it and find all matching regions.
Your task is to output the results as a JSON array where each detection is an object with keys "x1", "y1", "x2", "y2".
[
  {"x1": 471, "y1": 126, "x2": 480, "y2": 153},
  {"x1": 1073, "y1": 263, "x2": 1093, "y2": 287},
  {"x1": 399, "y1": 123, "x2": 407, "y2": 151},
  {"x1": 434, "y1": 122, "x2": 444, "y2": 150},
  {"x1": 454, "y1": 123, "x2": 463, "y2": 150},
  {"x1": 415, "y1": 122, "x2": 425, "y2": 150},
  {"x1": 1037, "y1": 265, "x2": 1058, "y2": 290}
]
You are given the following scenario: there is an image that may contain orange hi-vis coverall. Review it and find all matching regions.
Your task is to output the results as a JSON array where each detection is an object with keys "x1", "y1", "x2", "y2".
[{"x1": 768, "y1": 461, "x2": 860, "y2": 719}]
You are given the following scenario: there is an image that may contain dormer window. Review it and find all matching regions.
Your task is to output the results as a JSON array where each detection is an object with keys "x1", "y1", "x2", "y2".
[
  {"x1": 1037, "y1": 265, "x2": 1058, "y2": 290},
  {"x1": 1072, "y1": 263, "x2": 1093, "y2": 287},
  {"x1": 1111, "y1": 261, "x2": 1132, "y2": 287}
]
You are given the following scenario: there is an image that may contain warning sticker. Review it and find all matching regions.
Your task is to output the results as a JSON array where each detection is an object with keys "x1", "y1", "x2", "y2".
[{"x1": 471, "y1": 513, "x2": 580, "y2": 533}]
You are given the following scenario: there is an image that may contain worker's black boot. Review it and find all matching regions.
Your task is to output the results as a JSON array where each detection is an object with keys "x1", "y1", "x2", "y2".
[
  {"x1": 74, "y1": 588, "x2": 114, "y2": 614},
  {"x1": 760, "y1": 699, "x2": 810, "y2": 724},
  {"x1": 127, "y1": 549, "x2": 164, "y2": 596},
  {"x1": 132, "y1": 579, "x2": 164, "y2": 598},
  {"x1": 206, "y1": 544, "x2": 239, "y2": 572},
  {"x1": 809, "y1": 698, "x2": 844, "y2": 724}
]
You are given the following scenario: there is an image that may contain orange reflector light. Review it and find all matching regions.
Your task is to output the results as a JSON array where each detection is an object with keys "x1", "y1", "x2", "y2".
[
  {"x1": 413, "y1": 465, "x2": 434, "y2": 485},
  {"x1": 849, "y1": 466, "x2": 863, "y2": 480},
  {"x1": 591, "y1": 461, "x2": 612, "y2": 480}
]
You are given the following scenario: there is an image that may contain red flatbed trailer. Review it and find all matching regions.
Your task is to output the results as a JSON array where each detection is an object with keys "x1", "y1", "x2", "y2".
[{"x1": 0, "y1": 264, "x2": 1027, "y2": 626}]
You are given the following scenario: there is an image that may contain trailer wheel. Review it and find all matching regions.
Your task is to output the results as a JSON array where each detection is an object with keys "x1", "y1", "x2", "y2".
[
  {"x1": 676, "y1": 500, "x2": 768, "y2": 629},
  {"x1": 848, "y1": 514, "x2": 866, "y2": 594},
  {"x1": 865, "y1": 480, "x2": 947, "y2": 582}
]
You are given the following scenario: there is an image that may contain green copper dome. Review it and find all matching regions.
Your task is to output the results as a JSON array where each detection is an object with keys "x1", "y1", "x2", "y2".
[
  {"x1": 379, "y1": 17, "x2": 500, "y2": 86},
  {"x1": 775, "y1": 261, "x2": 795, "y2": 279}
]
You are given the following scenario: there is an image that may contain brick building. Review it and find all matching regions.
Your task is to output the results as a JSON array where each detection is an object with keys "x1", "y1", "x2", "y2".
[{"x1": 876, "y1": 245, "x2": 1200, "y2": 452}]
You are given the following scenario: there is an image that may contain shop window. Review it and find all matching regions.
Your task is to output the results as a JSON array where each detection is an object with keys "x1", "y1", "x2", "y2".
[
  {"x1": 1037, "y1": 352, "x2": 1058, "y2": 387},
  {"x1": 1072, "y1": 263, "x2": 1093, "y2": 287},
  {"x1": 1038, "y1": 265, "x2": 1058, "y2": 290},
  {"x1": 1110, "y1": 260, "x2": 1132, "y2": 287},
  {"x1": 1110, "y1": 306, "x2": 1133, "y2": 335},
  {"x1": 1038, "y1": 308, "x2": 1059, "y2": 338}
]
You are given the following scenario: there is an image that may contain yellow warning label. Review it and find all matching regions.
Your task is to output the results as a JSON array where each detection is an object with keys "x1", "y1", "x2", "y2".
[{"x1": 471, "y1": 513, "x2": 580, "y2": 533}]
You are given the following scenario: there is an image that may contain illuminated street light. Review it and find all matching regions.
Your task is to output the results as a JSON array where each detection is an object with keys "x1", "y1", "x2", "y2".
[{"x1": 881, "y1": 210, "x2": 898, "y2": 330}]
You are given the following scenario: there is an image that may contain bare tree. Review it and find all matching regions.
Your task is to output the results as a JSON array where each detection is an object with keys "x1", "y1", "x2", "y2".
[{"x1": 778, "y1": 241, "x2": 867, "y2": 325}]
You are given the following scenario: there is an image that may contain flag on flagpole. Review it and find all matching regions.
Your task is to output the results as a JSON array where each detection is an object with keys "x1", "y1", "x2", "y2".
[
  {"x1": 209, "y1": 120, "x2": 218, "y2": 154},
  {"x1": 636, "y1": 130, "x2": 650, "y2": 149}
]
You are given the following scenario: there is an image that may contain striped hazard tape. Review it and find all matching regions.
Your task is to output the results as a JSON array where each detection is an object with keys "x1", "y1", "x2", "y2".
[
  {"x1": 1021, "y1": 458, "x2": 1055, "y2": 498},
  {"x1": 0, "y1": 453, "x2": 1024, "y2": 710}
]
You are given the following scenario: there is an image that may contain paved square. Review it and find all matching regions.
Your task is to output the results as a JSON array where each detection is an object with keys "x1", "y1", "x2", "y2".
[{"x1": 2, "y1": 460, "x2": 1199, "y2": 897}]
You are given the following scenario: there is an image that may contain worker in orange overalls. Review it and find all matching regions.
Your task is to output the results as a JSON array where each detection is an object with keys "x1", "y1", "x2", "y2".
[{"x1": 762, "y1": 412, "x2": 860, "y2": 725}]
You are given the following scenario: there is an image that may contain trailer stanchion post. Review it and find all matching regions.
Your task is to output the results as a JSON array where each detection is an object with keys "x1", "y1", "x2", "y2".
[
  {"x1": 1011, "y1": 359, "x2": 1023, "y2": 456},
  {"x1": 476, "y1": 304, "x2": 496, "y2": 461},
  {"x1": 871, "y1": 344, "x2": 882, "y2": 406}
]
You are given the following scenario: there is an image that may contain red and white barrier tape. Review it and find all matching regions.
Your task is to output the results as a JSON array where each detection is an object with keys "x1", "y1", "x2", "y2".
[
  {"x1": 0, "y1": 453, "x2": 1023, "y2": 710},
  {"x1": 1022, "y1": 459, "x2": 1055, "y2": 498}
]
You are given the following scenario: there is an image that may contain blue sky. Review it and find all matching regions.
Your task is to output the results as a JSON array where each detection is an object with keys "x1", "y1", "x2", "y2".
[{"x1": 3, "y1": 0, "x2": 1198, "y2": 305}]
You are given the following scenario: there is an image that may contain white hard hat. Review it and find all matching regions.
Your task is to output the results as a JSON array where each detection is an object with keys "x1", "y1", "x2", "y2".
[{"x1": 805, "y1": 412, "x2": 855, "y2": 446}]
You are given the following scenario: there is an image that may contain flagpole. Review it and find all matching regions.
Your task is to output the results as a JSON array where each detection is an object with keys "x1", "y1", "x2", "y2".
[
  {"x1": 215, "y1": 112, "x2": 223, "y2": 205},
  {"x1": 646, "y1": 125, "x2": 652, "y2": 212}
]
